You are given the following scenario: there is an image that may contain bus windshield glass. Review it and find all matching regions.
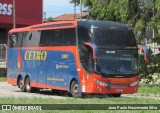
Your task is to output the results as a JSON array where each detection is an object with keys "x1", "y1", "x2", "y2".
[
  {"x1": 96, "y1": 50, "x2": 139, "y2": 75},
  {"x1": 91, "y1": 27, "x2": 136, "y2": 47}
]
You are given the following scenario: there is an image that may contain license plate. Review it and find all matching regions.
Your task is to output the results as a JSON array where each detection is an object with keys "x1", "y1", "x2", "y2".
[{"x1": 116, "y1": 88, "x2": 123, "y2": 92}]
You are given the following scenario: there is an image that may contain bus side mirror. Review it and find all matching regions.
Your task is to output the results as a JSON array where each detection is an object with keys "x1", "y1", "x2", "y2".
[
  {"x1": 84, "y1": 42, "x2": 97, "y2": 60},
  {"x1": 138, "y1": 45, "x2": 149, "y2": 62}
]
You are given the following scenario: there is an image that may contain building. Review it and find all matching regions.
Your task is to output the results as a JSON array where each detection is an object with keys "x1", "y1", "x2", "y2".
[
  {"x1": 0, "y1": 0, "x2": 43, "y2": 73},
  {"x1": 0, "y1": 0, "x2": 43, "y2": 44},
  {"x1": 52, "y1": 13, "x2": 88, "y2": 21}
]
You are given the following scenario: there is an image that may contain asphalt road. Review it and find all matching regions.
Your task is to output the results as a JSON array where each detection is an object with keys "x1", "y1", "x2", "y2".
[
  {"x1": 0, "y1": 82, "x2": 160, "y2": 100},
  {"x1": 0, "y1": 82, "x2": 69, "y2": 99}
]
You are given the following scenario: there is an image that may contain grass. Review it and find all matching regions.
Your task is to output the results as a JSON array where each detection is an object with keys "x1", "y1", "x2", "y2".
[
  {"x1": 0, "y1": 96, "x2": 159, "y2": 104},
  {"x1": 0, "y1": 97, "x2": 159, "y2": 113},
  {"x1": 0, "y1": 78, "x2": 159, "y2": 113},
  {"x1": 138, "y1": 85, "x2": 160, "y2": 95},
  {"x1": 0, "y1": 76, "x2": 7, "y2": 82}
]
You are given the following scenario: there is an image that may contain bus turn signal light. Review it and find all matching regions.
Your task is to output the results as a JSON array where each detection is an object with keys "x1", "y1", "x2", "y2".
[{"x1": 94, "y1": 79, "x2": 108, "y2": 86}]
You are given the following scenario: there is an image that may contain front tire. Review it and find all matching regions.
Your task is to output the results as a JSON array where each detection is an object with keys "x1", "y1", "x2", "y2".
[{"x1": 71, "y1": 81, "x2": 82, "y2": 98}]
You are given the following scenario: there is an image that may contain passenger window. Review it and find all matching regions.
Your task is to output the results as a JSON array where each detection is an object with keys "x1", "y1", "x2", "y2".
[
  {"x1": 9, "y1": 33, "x2": 18, "y2": 47},
  {"x1": 40, "y1": 28, "x2": 76, "y2": 46}
]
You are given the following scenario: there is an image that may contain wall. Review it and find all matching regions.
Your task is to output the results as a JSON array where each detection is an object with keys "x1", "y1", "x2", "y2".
[{"x1": 0, "y1": 0, "x2": 42, "y2": 26}]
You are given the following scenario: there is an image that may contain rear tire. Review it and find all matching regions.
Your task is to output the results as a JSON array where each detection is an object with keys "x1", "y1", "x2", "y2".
[
  {"x1": 71, "y1": 81, "x2": 82, "y2": 98},
  {"x1": 25, "y1": 77, "x2": 34, "y2": 93},
  {"x1": 18, "y1": 77, "x2": 26, "y2": 92}
]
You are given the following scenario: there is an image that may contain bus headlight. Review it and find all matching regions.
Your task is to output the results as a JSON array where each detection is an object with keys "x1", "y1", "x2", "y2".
[
  {"x1": 94, "y1": 79, "x2": 108, "y2": 86},
  {"x1": 130, "y1": 80, "x2": 139, "y2": 86}
]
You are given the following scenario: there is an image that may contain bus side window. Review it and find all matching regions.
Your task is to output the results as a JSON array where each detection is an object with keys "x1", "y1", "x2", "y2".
[
  {"x1": 9, "y1": 33, "x2": 18, "y2": 47},
  {"x1": 63, "y1": 28, "x2": 76, "y2": 46},
  {"x1": 40, "y1": 30, "x2": 51, "y2": 46},
  {"x1": 78, "y1": 27, "x2": 90, "y2": 46},
  {"x1": 50, "y1": 30, "x2": 63, "y2": 46},
  {"x1": 40, "y1": 28, "x2": 76, "y2": 46}
]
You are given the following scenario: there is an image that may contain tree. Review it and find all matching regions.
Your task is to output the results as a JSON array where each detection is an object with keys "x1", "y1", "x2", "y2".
[
  {"x1": 70, "y1": 0, "x2": 160, "y2": 81},
  {"x1": 70, "y1": 0, "x2": 80, "y2": 5},
  {"x1": 70, "y1": 0, "x2": 160, "y2": 41},
  {"x1": 47, "y1": 17, "x2": 53, "y2": 22}
]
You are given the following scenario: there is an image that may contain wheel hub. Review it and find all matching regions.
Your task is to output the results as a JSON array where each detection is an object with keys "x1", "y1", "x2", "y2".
[{"x1": 73, "y1": 84, "x2": 79, "y2": 95}]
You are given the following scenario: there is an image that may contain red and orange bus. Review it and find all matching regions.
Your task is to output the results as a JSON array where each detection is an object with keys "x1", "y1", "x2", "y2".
[{"x1": 7, "y1": 20, "x2": 141, "y2": 97}]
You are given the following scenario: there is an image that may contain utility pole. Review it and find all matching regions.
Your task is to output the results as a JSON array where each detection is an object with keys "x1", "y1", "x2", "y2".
[
  {"x1": 74, "y1": 2, "x2": 76, "y2": 20},
  {"x1": 153, "y1": 0, "x2": 156, "y2": 56},
  {"x1": 13, "y1": 0, "x2": 16, "y2": 29},
  {"x1": 80, "y1": 0, "x2": 82, "y2": 21}
]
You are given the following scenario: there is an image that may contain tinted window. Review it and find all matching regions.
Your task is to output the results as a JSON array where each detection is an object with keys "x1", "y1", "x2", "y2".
[
  {"x1": 9, "y1": 28, "x2": 76, "y2": 47},
  {"x1": 78, "y1": 26, "x2": 90, "y2": 45},
  {"x1": 39, "y1": 30, "x2": 51, "y2": 46},
  {"x1": 50, "y1": 30, "x2": 63, "y2": 46},
  {"x1": 40, "y1": 28, "x2": 76, "y2": 46},
  {"x1": 92, "y1": 28, "x2": 137, "y2": 47},
  {"x1": 96, "y1": 50, "x2": 139, "y2": 75},
  {"x1": 64, "y1": 29, "x2": 76, "y2": 45}
]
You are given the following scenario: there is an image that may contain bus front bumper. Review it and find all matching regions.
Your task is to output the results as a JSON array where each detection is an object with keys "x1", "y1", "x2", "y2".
[{"x1": 82, "y1": 75, "x2": 139, "y2": 94}]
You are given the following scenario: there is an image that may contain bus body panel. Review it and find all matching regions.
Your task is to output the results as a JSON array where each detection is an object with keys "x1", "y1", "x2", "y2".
[{"x1": 7, "y1": 47, "x2": 80, "y2": 91}]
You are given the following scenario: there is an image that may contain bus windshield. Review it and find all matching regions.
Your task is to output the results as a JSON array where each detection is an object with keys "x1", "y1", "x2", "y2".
[
  {"x1": 91, "y1": 27, "x2": 137, "y2": 47},
  {"x1": 96, "y1": 50, "x2": 139, "y2": 76}
]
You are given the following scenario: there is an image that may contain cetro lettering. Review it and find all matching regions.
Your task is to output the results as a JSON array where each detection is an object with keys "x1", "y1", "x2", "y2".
[{"x1": 24, "y1": 51, "x2": 47, "y2": 61}]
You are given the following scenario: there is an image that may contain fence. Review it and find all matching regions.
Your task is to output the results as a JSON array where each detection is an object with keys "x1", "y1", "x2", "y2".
[{"x1": 0, "y1": 44, "x2": 6, "y2": 69}]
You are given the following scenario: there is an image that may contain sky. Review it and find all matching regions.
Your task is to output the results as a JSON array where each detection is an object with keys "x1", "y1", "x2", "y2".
[{"x1": 44, "y1": 0, "x2": 81, "y2": 18}]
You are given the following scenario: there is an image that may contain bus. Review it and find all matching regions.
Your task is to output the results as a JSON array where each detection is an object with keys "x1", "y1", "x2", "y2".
[{"x1": 7, "y1": 20, "x2": 143, "y2": 98}]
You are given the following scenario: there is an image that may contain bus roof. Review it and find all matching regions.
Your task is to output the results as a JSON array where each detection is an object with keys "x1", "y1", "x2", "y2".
[
  {"x1": 9, "y1": 21, "x2": 77, "y2": 33},
  {"x1": 9, "y1": 20, "x2": 130, "y2": 33},
  {"x1": 78, "y1": 20, "x2": 130, "y2": 30}
]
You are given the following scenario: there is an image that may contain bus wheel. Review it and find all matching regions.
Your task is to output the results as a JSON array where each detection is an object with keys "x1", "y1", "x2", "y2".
[
  {"x1": 71, "y1": 81, "x2": 82, "y2": 98},
  {"x1": 25, "y1": 77, "x2": 33, "y2": 93},
  {"x1": 18, "y1": 78, "x2": 26, "y2": 92}
]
